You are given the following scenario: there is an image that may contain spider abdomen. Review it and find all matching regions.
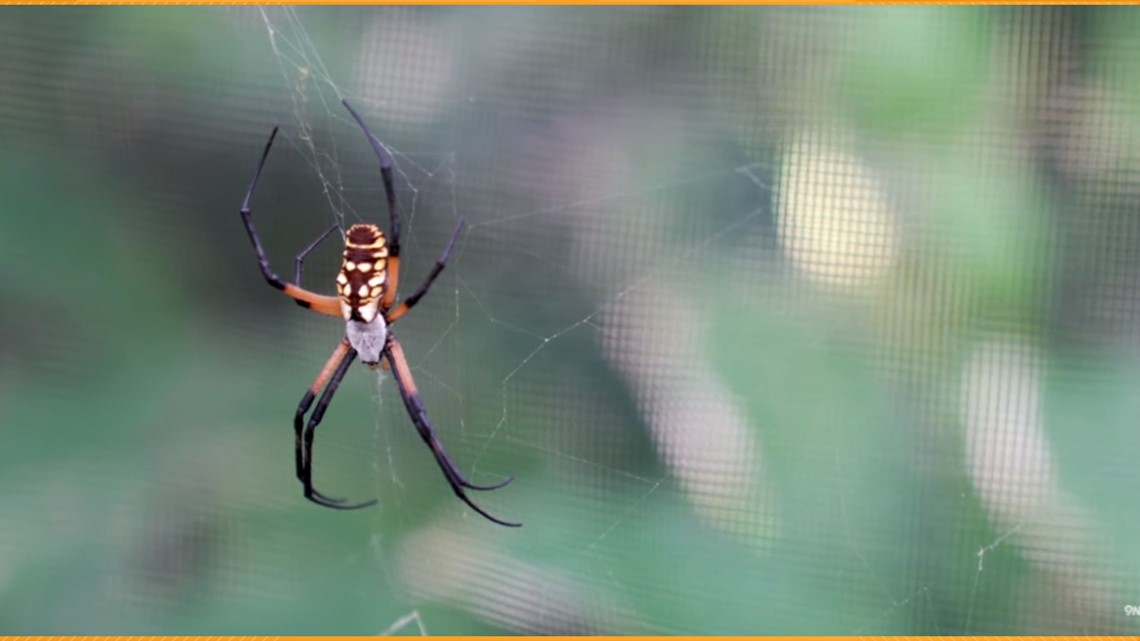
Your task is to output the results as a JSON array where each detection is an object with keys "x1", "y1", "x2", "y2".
[{"x1": 336, "y1": 223, "x2": 389, "y2": 323}]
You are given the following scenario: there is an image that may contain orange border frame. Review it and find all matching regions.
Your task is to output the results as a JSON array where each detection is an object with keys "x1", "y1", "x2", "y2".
[{"x1": 8, "y1": 1, "x2": 1140, "y2": 5}]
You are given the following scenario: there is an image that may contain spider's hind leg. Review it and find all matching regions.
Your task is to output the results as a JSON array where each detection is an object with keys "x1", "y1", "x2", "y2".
[{"x1": 238, "y1": 127, "x2": 343, "y2": 318}]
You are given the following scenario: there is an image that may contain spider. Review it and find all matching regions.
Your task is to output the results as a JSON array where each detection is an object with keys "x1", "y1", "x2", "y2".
[{"x1": 238, "y1": 99, "x2": 519, "y2": 527}]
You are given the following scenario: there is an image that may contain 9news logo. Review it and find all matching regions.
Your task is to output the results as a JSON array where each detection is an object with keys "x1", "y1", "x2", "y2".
[{"x1": 1126, "y1": 605, "x2": 1140, "y2": 616}]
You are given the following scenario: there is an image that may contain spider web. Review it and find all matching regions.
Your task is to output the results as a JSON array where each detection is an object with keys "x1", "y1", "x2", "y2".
[
  {"x1": 250, "y1": 8, "x2": 780, "y2": 634},
  {"x1": 2, "y1": 5, "x2": 1137, "y2": 635},
  {"x1": 239, "y1": 7, "x2": 1138, "y2": 636}
]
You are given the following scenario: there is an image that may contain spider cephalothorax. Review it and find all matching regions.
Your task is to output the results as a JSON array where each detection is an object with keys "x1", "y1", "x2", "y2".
[{"x1": 236, "y1": 99, "x2": 519, "y2": 527}]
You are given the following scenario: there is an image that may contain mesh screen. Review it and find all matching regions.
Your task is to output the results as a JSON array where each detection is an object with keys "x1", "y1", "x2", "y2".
[{"x1": 2, "y1": 6, "x2": 1139, "y2": 634}]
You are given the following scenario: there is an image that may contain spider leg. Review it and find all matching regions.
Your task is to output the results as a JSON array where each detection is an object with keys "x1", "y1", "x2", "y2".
[
  {"x1": 295, "y1": 340, "x2": 352, "y2": 504},
  {"x1": 341, "y1": 99, "x2": 400, "y2": 255},
  {"x1": 294, "y1": 224, "x2": 340, "y2": 286},
  {"x1": 385, "y1": 219, "x2": 465, "y2": 324},
  {"x1": 342, "y1": 99, "x2": 404, "y2": 308},
  {"x1": 385, "y1": 337, "x2": 520, "y2": 527},
  {"x1": 240, "y1": 126, "x2": 343, "y2": 317},
  {"x1": 296, "y1": 341, "x2": 378, "y2": 511}
]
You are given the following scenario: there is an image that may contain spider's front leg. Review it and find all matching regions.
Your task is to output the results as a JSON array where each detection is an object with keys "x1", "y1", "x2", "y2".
[
  {"x1": 384, "y1": 336, "x2": 520, "y2": 527},
  {"x1": 294, "y1": 339, "x2": 377, "y2": 510}
]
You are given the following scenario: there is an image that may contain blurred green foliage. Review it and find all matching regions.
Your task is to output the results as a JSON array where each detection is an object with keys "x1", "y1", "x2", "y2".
[{"x1": 1, "y1": 6, "x2": 1139, "y2": 635}]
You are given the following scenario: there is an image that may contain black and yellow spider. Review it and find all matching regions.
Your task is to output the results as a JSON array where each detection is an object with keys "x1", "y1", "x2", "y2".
[{"x1": 238, "y1": 100, "x2": 519, "y2": 527}]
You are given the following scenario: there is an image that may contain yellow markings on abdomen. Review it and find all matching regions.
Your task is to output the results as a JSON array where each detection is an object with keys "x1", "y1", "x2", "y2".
[{"x1": 338, "y1": 224, "x2": 390, "y2": 320}]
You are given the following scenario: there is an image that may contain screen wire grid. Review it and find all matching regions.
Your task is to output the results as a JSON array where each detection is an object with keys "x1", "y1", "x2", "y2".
[{"x1": 0, "y1": 5, "x2": 1138, "y2": 635}]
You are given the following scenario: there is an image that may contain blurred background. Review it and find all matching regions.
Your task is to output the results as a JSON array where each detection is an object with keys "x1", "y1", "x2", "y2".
[{"x1": 2, "y1": 6, "x2": 1140, "y2": 634}]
